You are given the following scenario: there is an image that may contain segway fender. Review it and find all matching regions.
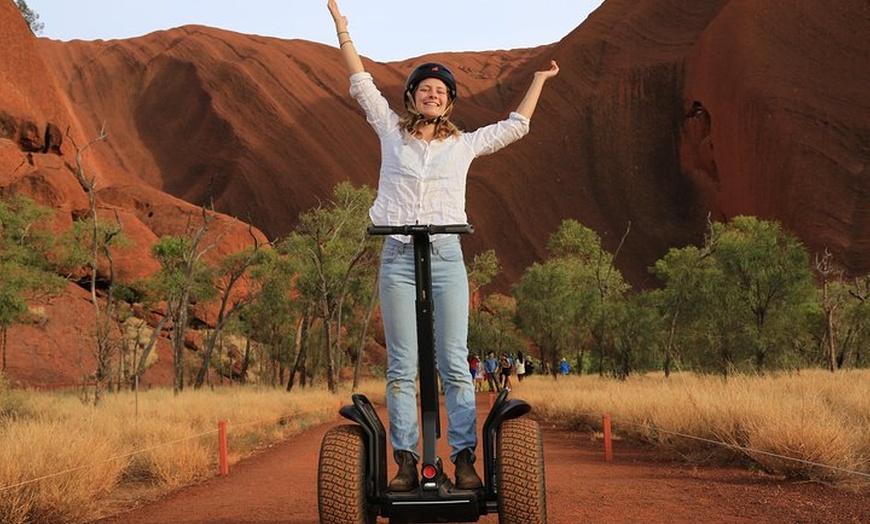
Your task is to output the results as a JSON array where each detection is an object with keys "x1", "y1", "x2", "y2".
[
  {"x1": 480, "y1": 389, "x2": 532, "y2": 503},
  {"x1": 483, "y1": 389, "x2": 531, "y2": 428},
  {"x1": 338, "y1": 393, "x2": 389, "y2": 500}
]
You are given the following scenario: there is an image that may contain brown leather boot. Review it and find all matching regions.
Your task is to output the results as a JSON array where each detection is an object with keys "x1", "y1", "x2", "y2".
[
  {"x1": 453, "y1": 448, "x2": 483, "y2": 490},
  {"x1": 389, "y1": 450, "x2": 419, "y2": 492}
]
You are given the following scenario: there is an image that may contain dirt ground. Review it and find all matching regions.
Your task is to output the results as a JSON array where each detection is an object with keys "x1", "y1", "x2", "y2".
[{"x1": 91, "y1": 395, "x2": 869, "y2": 524}]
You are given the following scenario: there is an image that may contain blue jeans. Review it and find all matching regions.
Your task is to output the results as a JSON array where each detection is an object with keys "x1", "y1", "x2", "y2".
[{"x1": 380, "y1": 235, "x2": 477, "y2": 462}]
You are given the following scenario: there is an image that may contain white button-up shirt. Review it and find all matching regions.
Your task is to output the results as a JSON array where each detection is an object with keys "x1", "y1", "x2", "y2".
[{"x1": 349, "y1": 72, "x2": 530, "y2": 241}]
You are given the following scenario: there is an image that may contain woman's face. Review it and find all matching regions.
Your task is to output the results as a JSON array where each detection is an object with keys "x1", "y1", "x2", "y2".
[{"x1": 414, "y1": 78, "x2": 450, "y2": 119}]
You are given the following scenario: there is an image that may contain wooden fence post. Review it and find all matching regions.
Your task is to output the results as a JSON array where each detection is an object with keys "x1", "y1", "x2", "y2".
[
  {"x1": 603, "y1": 413, "x2": 613, "y2": 463},
  {"x1": 218, "y1": 420, "x2": 229, "y2": 475}
]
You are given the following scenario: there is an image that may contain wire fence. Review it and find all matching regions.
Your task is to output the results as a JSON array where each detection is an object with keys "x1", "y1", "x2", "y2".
[
  {"x1": 0, "y1": 409, "x2": 316, "y2": 494},
  {"x1": 2, "y1": 394, "x2": 867, "y2": 500},
  {"x1": 543, "y1": 404, "x2": 870, "y2": 482}
]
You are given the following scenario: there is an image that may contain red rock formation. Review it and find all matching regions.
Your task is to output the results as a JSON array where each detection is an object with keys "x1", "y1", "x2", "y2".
[
  {"x1": 680, "y1": 0, "x2": 870, "y2": 270},
  {"x1": 1, "y1": 0, "x2": 867, "y2": 386}
]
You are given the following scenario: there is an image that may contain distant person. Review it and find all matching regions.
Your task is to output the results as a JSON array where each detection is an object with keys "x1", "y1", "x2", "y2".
[
  {"x1": 327, "y1": 0, "x2": 559, "y2": 493},
  {"x1": 484, "y1": 351, "x2": 501, "y2": 393},
  {"x1": 515, "y1": 351, "x2": 527, "y2": 382},
  {"x1": 472, "y1": 356, "x2": 485, "y2": 392},
  {"x1": 559, "y1": 357, "x2": 570, "y2": 375},
  {"x1": 499, "y1": 353, "x2": 514, "y2": 391},
  {"x1": 468, "y1": 354, "x2": 482, "y2": 392}
]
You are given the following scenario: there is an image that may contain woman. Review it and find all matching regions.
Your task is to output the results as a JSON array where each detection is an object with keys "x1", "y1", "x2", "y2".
[
  {"x1": 327, "y1": 0, "x2": 559, "y2": 492},
  {"x1": 499, "y1": 353, "x2": 513, "y2": 391},
  {"x1": 516, "y1": 351, "x2": 527, "y2": 382}
]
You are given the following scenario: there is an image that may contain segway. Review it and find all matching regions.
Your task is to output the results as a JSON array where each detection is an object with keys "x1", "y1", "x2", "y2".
[{"x1": 318, "y1": 224, "x2": 547, "y2": 524}]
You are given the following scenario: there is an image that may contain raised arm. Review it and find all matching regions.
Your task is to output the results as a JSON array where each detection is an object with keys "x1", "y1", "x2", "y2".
[
  {"x1": 515, "y1": 60, "x2": 560, "y2": 119},
  {"x1": 327, "y1": 0, "x2": 365, "y2": 75}
]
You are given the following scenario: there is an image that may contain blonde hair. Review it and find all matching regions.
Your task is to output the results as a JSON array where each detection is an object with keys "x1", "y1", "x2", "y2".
[{"x1": 399, "y1": 91, "x2": 461, "y2": 140}]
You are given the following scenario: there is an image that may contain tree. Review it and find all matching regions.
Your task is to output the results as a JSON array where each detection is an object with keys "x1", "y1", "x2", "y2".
[
  {"x1": 516, "y1": 219, "x2": 631, "y2": 377},
  {"x1": 16, "y1": 1, "x2": 43, "y2": 34},
  {"x1": 468, "y1": 293, "x2": 524, "y2": 361},
  {"x1": 64, "y1": 125, "x2": 129, "y2": 405},
  {"x1": 650, "y1": 229, "x2": 719, "y2": 376},
  {"x1": 603, "y1": 293, "x2": 663, "y2": 378},
  {"x1": 128, "y1": 291, "x2": 173, "y2": 390},
  {"x1": 545, "y1": 219, "x2": 607, "y2": 262},
  {"x1": 815, "y1": 249, "x2": 844, "y2": 372},
  {"x1": 652, "y1": 216, "x2": 817, "y2": 375},
  {"x1": 467, "y1": 249, "x2": 500, "y2": 301},
  {"x1": 279, "y1": 182, "x2": 377, "y2": 393},
  {"x1": 712, "y1": 216, "x2": 816, "y2": 371},
  {"x1": 0, "y1": 195, "x2": 64, "y2": 374},
  {"x1": 193, "y1": 225, "x2": 267, "y2": 389},
  {"x1": 349, "y1": 269, "x2": 379, "y2": 389},
  {"x1": 514, "y1": 259, "x2": 586, "y2": 376},
  {"x1": 241, "y1": 248, "x2": 305, "y2": 388},
  {"x1": 148, "y1": 210, "x2": 219, "y2": 395},
  {"x1": 547, "y1": 219, "x2": 632, "y2": 376},
  {"x1": 837, "y1": 275, "x2": 870, "y2": 368},
  {"x1": 466, "y1": 250, "x2": 525, "y2": 360}
]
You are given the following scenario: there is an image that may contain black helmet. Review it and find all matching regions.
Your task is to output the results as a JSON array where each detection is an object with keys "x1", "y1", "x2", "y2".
[{"x1": 404, "y1": 62, "x2": 457, "y2": 108}]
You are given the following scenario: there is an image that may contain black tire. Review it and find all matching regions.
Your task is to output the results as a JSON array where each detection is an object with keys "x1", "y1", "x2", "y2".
[
  {"x1": 318, "y1": 424, "x2": 375, "y2": 524},
  {"x1": 496, "y1": 417, "x2": 547, "y2": 524}
]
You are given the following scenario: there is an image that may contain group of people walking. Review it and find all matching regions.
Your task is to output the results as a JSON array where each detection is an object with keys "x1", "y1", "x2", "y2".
[{"x1": 468, "y1": 351, "x2": 535, "y2": 393}]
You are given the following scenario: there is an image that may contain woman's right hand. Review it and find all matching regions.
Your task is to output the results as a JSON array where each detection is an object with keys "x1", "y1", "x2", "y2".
[
  {"x1": 327, "y1": 0, "x2": 347, "y2": 31},
  {"x1": 328, "y1": 0, "x2": 365, "y2": 74}
]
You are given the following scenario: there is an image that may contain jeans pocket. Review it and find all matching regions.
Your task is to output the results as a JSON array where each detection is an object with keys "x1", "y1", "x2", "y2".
[
  {"x1": 434, "y1": 237, "x2": 464, "y2": 262},
  {"x1": 381, "y1": 241, "x2": 404, "y2": 265}
]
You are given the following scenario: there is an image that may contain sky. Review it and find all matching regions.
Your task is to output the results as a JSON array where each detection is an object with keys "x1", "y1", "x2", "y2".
[{"x1": 27, "y1": 0, "x2": 604, "y2": 62}]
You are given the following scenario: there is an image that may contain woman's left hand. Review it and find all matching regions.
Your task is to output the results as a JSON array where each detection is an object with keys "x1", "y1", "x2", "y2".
[{"x1": 535, "y1": 60, "x2": 560, "y2": 80}]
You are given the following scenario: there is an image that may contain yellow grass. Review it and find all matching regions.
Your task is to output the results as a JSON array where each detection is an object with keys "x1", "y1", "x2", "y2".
[
  {"x1": 3, "y1": 370, "x2": 868, "y2": 523},
  {"x1": 0, "y1": 380, "x2": 385, "y2": 524},
  {"x1": 517, "y1": 369, "x2": 870, "y2": 488}
]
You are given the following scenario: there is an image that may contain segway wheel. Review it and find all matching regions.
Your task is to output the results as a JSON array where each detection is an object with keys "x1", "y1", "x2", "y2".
[
  {"x1": 318, "y1": 424, "x2": 375, "y2": 524},
  {"x1": 496, "y1": 417, "x2": 547, "y2": 524}
]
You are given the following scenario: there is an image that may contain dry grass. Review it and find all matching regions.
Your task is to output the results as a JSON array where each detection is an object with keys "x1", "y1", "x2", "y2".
[
  {"x1": 3, "y1": 370, "x2": 868, "y2": 523},
  {"x1": 517, "y1": 369, "x2": 870, "y2": 488},
  {"x1": 0, "y1": 380, "x2": 385, "y2": 524},
  {"x1": 0, "y1": 420, "x2": 121, "y2": 523}
]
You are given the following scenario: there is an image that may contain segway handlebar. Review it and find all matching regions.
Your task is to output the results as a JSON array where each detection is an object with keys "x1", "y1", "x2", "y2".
[{"x1": 367, "y1": 224, "x2": 474, "y2": 236}]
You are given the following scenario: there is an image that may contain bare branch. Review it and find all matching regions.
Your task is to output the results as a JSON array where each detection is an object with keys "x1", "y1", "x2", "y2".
[{"x1": 65, "y1": 123, "x2": 107, "y2": 193}]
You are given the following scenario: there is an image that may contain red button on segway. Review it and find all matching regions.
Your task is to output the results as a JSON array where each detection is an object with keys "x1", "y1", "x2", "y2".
[{"x1": 421, "y1": 464, "x2": 438, "y2": 480}]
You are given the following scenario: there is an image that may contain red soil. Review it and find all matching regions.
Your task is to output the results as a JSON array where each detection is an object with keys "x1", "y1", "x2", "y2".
[{"x1": 90, "y1": 395, "x2": 869, "y2": 524}]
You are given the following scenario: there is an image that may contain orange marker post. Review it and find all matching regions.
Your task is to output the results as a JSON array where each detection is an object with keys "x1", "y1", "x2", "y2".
[
  {"x1": 218, "y1": 420, "x2": 229, "y2": 475},
  {"x1": 603, "y1": 413, "x2": 613, "y2": 463}
]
